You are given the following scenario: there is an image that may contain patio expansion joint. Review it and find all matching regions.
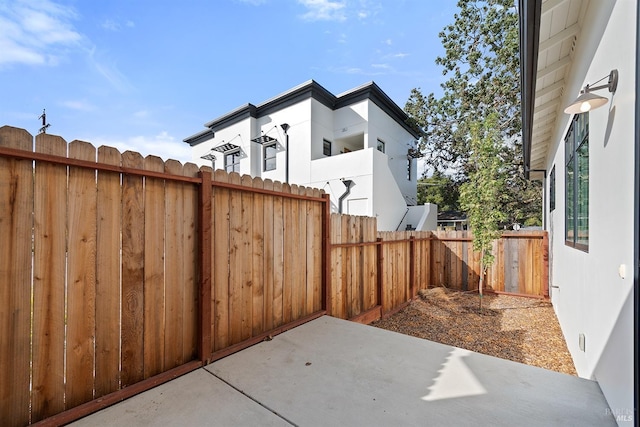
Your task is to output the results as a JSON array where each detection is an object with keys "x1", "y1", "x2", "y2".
[{"x1": 203, "y1": 368, "x2": 298, "y2": 427}]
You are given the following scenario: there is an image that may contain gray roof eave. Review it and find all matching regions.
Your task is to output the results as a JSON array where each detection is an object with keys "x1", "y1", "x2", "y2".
[
  {"x1": 519, "y1": 0, "x2": 543, "y2": 180},
  {"x1": 186, "y1": 80, "x2": 418, "y2": 146},
  {"x1": 183, "y1": 128, "x2": 214, "y2": 146}
]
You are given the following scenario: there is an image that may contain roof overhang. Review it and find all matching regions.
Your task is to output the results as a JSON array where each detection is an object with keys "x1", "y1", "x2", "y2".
[
  {"x1": 519, "y1": 0, "x2": 588, "y2": 179},
  {"x1": 184, "y1": 80, "x2": 419, "y2": 146}
]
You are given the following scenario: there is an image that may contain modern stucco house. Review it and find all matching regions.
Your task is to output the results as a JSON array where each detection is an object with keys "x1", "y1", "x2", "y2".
[
  {"x1": 519, "y1": 0, "x2": 638, "y2": 423},
  {"x1": 184, "y1": 80, "x2": 437, "y2": 231}
]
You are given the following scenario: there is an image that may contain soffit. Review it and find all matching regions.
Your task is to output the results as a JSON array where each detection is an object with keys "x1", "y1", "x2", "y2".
[{"x1": 530, "y1": 0, "x2": 588, "y2": 171}]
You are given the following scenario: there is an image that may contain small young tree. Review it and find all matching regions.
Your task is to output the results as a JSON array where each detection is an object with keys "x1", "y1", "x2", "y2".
[{"x1": 459, "y1": 113, "x2": 506, "y2": 310}]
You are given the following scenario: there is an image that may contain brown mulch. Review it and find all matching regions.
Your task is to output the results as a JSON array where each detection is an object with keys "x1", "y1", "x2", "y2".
[{"x1": 371, "y1": 287, "x2": 577, "y2": 376}]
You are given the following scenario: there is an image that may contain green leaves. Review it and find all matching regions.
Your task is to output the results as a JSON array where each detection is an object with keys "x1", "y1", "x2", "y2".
[
  {"x1": 460, "y1": 113, "x2": 506, "y2": 269},
  {"x1": 404, "y1": 0, "x2": 541, "y2": 226}
]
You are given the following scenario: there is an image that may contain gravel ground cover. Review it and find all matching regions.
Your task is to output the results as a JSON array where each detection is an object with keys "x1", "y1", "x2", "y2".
[{"x1": 372, "y1": 287, "x2": 577, "y2": 376}]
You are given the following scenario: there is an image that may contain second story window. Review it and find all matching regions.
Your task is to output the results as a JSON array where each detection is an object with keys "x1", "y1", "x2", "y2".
[
  {"x1": 407, "y1": 158, "x2": 412, "y2": 181},
  {"x1": 225, "y1": 150, "x2": 241, "y2": 173},
  {"x1": 323, "y1": 139, "x2": 332, "y2": 156},
  {"x1": 377, "y1": 139, "x2": 385, "y2": 153},
  {"x1": 264, "y1": 143, "x2": 277, "y2": 171}
]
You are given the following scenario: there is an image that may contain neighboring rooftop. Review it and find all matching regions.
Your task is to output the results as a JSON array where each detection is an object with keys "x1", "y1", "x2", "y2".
[{"x1": 183, "y1": 80, "x2": 419, "y2": 146}]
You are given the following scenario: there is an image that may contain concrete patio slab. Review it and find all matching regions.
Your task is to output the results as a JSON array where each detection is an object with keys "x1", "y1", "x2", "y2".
[
  {"x1": 70, "y1": 368, "x2": 290, "y2": 426},
  {"x1": 72, "y1": 316, "x2": 615, "y2": 426}
]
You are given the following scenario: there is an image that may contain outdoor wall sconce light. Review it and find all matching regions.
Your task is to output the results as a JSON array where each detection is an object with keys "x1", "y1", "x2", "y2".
[{"x1": 563, "y1": 69, "x2": 618, "y2": 114}]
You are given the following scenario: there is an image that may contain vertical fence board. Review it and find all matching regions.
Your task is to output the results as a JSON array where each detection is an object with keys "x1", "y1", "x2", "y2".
[
  {"x1": 292, "y1": 187, "x2": 307, "y2": 320},
  {"x1": 240, "y1": 175, "x2": 254, "y2": 341},
  {"x1": 341, "y1": 215, "x2": 350, "y2": 317},
  {"x1": 32, "y1": 134, "x2": 67, "y2": 421},
  {"x1": 164, "y1": 160, "x2": 184, "y2": 369},
  {"x1": 330, "y1": 215, "x2": 343, "y2": 318},
  {"x1": 533, "y1": 238, "x2": 543, "y2": 297},
  {"x1": 213, "y1": 170, "x2": 230, "y2": 351},
  {"x1": 252, "y1": 177, "x2": 265, "y2": 336},
  {"x1": 348, "y1": 216, "x2": 357, "y2": 317},
  {"x1": 66, "y1": 141, "x2": 98, "y2": 408},
  {"x1": 365, "y1": 217, "x2": 376, "y2": 311},
  {"x1": 227, "y1": 173, "x2": 243, "y2": 345},
  {"x1": 288, "y1": 185, "x2": 300, "y2": 320},
  {"x1": 95, "y1": 146, "x2": 122, "y2": 398},
  {"x1": 263, "y1": 179, "x2": 275, "y2": 330},
  {"x1": 282, "y1": 184, "x2": 294, "y2": 324},
  {"x1": 120, "y1": 151, "x2": 145, "y2": 387},
  {"x1": 272, "y1": 181, "x2": 285, "y2": 328},
  {"x1": 0, "y1": 127, "x2": 33, "y2": 427},
  {"x1": 183, "y1": 163, "x2": 199, "y2": 361},
  {"x1": 312, "y1": 189, "x2": 323, "y2": 312},
  {"x1": 143, "y1": 156, "x2": 166, "y2": 378},
  {"x1": 304, "y1": 188, "x2": 316, "y2": 315}
]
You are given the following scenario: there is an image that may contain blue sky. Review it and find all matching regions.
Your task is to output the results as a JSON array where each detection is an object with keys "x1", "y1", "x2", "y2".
[{"x1": 0, "y1": 0, "x2": 457, "y2": 163}]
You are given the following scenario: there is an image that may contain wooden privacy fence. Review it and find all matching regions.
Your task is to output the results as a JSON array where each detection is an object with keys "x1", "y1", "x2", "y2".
[
  {"x1": 330, "y1": 216, "x2": 549, "y2": 324},
  {"x1": 0, "y1": 126, "x2": 328, "y2": 426},
  {"x1": 0, "y1": 125, "x2": 548, "y2": 426}
]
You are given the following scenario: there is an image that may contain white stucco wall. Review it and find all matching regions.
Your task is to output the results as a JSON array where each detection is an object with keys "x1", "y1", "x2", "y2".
[
  {"x1": 398, "y1": 203, "x2": 438, "y2": 231},
  {"x1": 189, "y1": 91, "x2": 417, "y2": 231},
  {"x1": 544, "y1": 1, "x2": 635, "y2": 420},
  {"x1": 368, "y1": 102, "x2": 418, "y2": 203}
]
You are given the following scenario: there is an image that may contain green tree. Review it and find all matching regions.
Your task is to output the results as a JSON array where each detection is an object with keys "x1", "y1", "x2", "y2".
[
  {"x1": 405, "y1": 0, "x2": 541, "y2": 226},
  {"x1": 460, "y1": 113, "x2": 506, "y2": 309},
  {"x1": 417, "y1": 171, "x2": 460, "y2": 211}
]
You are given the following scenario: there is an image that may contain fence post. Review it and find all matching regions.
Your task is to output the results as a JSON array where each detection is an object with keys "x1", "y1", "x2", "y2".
[
  {"x1": 409, "y1": 236, "x2": 416, "y2": 299},
  {"x1": 322, "y1": 193, "x2": 332, "y2": 315},
  {"x1": 376, "y1": 237, "x2": 384, "y2": 314},
  {"x1": 542, "y1": 232, "x2": 550, "y2": 298},
  {"x1": 198, "y1": 170, "x2": 212, "y2": 365}
]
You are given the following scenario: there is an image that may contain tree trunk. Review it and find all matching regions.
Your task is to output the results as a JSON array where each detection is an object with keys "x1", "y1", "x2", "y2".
[{"x1": 479, "y1": 255, "x2": 485, "y2": 311}]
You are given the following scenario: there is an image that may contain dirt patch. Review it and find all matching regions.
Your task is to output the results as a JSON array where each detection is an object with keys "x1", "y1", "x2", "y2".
[{"x1": 371, "y1": 287, "x2": 577, "y2": 376}]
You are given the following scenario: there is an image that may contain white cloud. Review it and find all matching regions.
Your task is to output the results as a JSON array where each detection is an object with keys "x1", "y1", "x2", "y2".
[
  {"x1": 92, "y1": 131, "x2": 192, "y2": 163},
  {"x1": 60, "y1": 99, "x2": 95, "y2": 111},
  {"x1": 0, "y1": 0, "x2": 83, "y2": 67},
  {"x1": 298, "y1": 0, "x2": 346, "y2": 22},
  {"x1": 329, "y1": 65, "x2": 388, "y2": 77},
  {"x1": 384, "y1": 38, "x2": 392, "y2": 46},
  {"x1": 371, "y1": 63, "x2": 391, "y2": 70},
  {"x1": 133, "y1": 110, "x2": 149, "y2": 118},
  {"x1": 101, "y1": 18, "x2": 135, "y2": 31},
  {"x1": 87, "y1": 47, "x2": 133, "y2": 93},
  {"x1": 387, "y1": 52, "x2": 409, "y2": 59},
  {"x1": 101, "y1": 19, "x2": 119, "y2": 31}
]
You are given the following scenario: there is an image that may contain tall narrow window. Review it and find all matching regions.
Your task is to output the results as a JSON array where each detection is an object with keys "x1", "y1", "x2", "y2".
[
  {"x1": 407, "y1": 157, "x2": 412, "y2": 181},
  {"x1": 549, "y1": 166, "x2": 556, "y2": 212},
  {"x1": 225, "y1": 150, "x2": 241, "y2": 173},
  {"x1": 323, "y1": 139, "x2": 332, "y2": 156},
  {"x1": 565, "y1": 114, "x2": 589, "y2": 250},
  {"x1": 264, "y1": 143, "x2": 277, "y2": 171},
  {"x1": 377, "y1": 139, "x2": 385, "y2": 153}
]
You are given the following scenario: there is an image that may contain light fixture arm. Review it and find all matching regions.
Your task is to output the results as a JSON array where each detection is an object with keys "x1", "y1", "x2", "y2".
[{"x1": 584, "y1": 69, "x2": 618, "y2": 94}]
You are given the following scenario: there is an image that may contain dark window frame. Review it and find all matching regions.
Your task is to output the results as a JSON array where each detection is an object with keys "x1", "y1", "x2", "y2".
[
  {"x1": 224, "y1": 149, "x2": 241, "y2": 173},
  {"x1": 263, "y1": 142, "x2": 277, "y2": 171},
  {"x1": 323, "y1": 139, "x2": 332, "y2": 156},
  {"x1": 377, "y1": 138, "x2": 385, "y2": 153},
  {"x1": 564, "y1": 113, "x2": 589, "y2": 251}
]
